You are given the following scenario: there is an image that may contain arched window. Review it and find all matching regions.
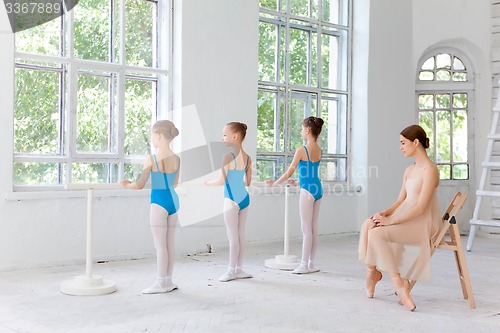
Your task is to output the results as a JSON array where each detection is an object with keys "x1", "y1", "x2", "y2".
[{"x1": 416, "y1": 50, "x2": 473, "y2": 180}]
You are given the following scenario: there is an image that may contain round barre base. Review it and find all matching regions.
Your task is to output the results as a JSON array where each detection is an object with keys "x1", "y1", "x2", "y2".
[
  {"x1": 60, "y1": 275, "x2": 117, "y2": 296},
  {"x1": 265, "y1": 255, "x2": 300, "y2": 270}
]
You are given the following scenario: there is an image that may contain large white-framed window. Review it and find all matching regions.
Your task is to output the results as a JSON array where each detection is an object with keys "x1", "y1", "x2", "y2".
[
  {"x1": 257, "y1": 0, "x2": 351, "y2": 182},
  {"x1": 416, "y1": 49, "x2": 473, "y2": 181},
  {"x1": 13, "y1": 0, "x2": 171, "y2": 191}
]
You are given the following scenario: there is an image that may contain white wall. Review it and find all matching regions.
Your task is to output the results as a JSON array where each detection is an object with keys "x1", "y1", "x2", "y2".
[
  {"x1": 364, "y1": 0, "x2": 415, "y2": 215},
  {"x1": 412, "y1": 0, "x2": 491, "y2": 230},
  {"x1": 0, "y1": 0, "x2": 492, "y2": 271}
]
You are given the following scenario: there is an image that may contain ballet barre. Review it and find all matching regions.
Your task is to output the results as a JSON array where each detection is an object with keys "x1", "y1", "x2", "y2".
[
  {"x1": 60, "y1": 183, "x2": 122, "y2": 296},
  {"x1": 265, "y1": 185, "x2": 300, "y2": 270}
]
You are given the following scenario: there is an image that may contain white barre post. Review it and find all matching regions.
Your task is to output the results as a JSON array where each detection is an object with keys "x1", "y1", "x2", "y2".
[
  {"x1": 284, "y1": 184, "x2": 290, "y2": 256},
  {"x1": 264, "y1": 185, "x2": 300, "y2": 270},
  {"x1": 60, "y1": 183, "x2": 121, "y2": 296}
]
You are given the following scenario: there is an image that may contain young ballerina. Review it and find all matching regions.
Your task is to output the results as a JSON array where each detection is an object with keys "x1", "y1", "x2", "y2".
[
  {"x1": 267, "y1": 116, "x2": 324, "y2": 274},
  {"x1": 358, "y1": 124, "x2": 440, "y2": 311},
  {"x1": 121, "y1": 120, "x2": 180, "y2": 294},
  {"x1": 205, "y1": 122, "x2": 253, "y2": 282}
]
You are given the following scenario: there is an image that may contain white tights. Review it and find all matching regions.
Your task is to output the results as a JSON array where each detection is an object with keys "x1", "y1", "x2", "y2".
[
  {"x1": 299, "y1": 189, "x2": 321, "y2": 267},
  {"x1": 223, "y1": 198, "x2": 249, "y2": 272},
  {"x1": 150, "y1": 204, "x2": 177, "y2": 283}
]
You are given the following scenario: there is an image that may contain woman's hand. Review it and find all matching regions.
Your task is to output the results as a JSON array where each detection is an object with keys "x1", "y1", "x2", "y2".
[
  {"x1": 265, "y1": 179, "x2": 275, "y2": 186},
  {"x1": 372, "y1": 212, "x2": 391, "y2": 226},
  {"x1": 287, "y1": 179, "x2": 299, "y2": 186},
  {"x1": 121, "y1": 180, "x2": 131, "y2": 188}
]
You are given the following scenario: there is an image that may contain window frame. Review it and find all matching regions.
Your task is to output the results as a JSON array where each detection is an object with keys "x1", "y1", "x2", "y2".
[
  {"x1": 257, "y1": 0, "x2": 352, "y2": 184},
  {"x1": 415, "y1": 47, "x2": 474, "y2": 183},
  {"x1": 13, "y1": 0, "x2": 172, "y2": 191}
]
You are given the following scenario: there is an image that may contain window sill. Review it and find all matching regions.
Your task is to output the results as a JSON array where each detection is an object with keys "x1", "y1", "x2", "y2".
[
  {"x1": 248, "y1": 182, "x2": 363, "y2": 196},
  {"x1": 4, "y1": 183, "x2": 363, "y2": 201},
  {"x1": 5, "y1": 189, "x2": 150, "y2": 201}
]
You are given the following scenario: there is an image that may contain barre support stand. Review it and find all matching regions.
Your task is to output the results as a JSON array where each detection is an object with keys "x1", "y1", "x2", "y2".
[
  {"x1": 60, "y1": 183, "x2": 119, "y2": 296},
  {"x1": 265, "y1": 185, "x2": 300, "y2": 270}
]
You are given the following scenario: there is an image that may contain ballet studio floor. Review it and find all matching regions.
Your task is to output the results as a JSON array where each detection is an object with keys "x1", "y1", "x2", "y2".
[{"x1": 1, "y1": 233, "x2": 499, "y2": 333}]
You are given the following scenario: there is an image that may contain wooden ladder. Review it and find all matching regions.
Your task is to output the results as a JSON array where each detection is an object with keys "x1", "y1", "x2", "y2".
[{"x1": 466, "y1": 90, "x2": 500, "y2": 251}]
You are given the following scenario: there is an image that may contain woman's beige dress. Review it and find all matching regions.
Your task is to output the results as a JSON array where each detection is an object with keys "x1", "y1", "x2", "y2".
[{"x1": 358, "y1": 165, "x2": 440, "y2": 280}]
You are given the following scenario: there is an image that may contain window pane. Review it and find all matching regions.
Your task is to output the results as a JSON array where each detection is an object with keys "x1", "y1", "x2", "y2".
[
  {"x1": 126, "y1": 0, "x2": 155, "y2": 67},
  {"x1": 453, "y1": 57, "x2": 465, "y2": 70},
  {"x1": 421, "y1": 57, "x2": 434, "y2": 70},
  {"x1": 124, "y1": 162, "x2": 145, "y2": 182},
  {"x1": 113, "y1": 0, "x2": 121, "y2": 63},
  {"x1": 259, "y1": 21, "x2": 278, "y2": 82},
  {"x1": 321, "y1": 33, "x2": 339, "y2": 89},
  {"x1": 453, "y1": 110, "x2": 468, "y2": 163},
  {"x1": 311, "y1": 0, "x2": 319, "y2": 19},
  {"x1": 291, "y1": 0, "x2": 309, "y2": 17},
  {"x1": 289, "y1": 27, "x2": 309, "y2": 85},
  {"x1": 452, "y1": 72, "x2": 467, "y2": 81},
  {"x1": 436, "y1": 70, "x2": 451, "y2": 81},
  {"x1": 16, "y1": 17, "x2": 61, "y2": 56},
  {"x1": 72, "y1": 163, "x2": 118, "y2": 183},
  {"x1": 323, "y1": 0, "x2": 336, "y2": 23},
  {"x1": 13, "y1": 162, "x2": 63, "y2": 185},
  {"x1": 319, "y1": 158, "x2": 346, "y2": 181},
  {"x1": 74, "y1": 0, "x2": 111, "y2": 62},
  {"x1": 436, "y1": 94, "x2": 450, "y2": 109},
  {"x1": 257, "y1": 90, "x2": 284, "y2": 152},
  {"x1": 436, "y1": 111, "x2": 451, "y2": 163},
  {"x1": 311, "y1": 31, "x2": 318, "y2": 86},
  {"x1": 260, "y1": 0, "x2": 279, "y2": 11},
  {"x1": 419, "y1": 71, "x2": 434, "y2": 81},
  {"x1": 77, "y1": 73, "x2": 114, "y2": 153},
  {"x1": 453, "y1": 164, "x2": 468, "y2": 180},
  {"x1": 256, "y1": 156, "x2": 285, "y2": 181},
  {"x1": 419, "y1": 111, "x2": 434, "y2": 160},
  {"x1": 290, "y1": 92, "x2": 317, "y2": 151},
  {"x1": 15, "y1": 68, "x2": 61, "y2": 154},
  {"x1": 453, "y1": 93, "x2": 468, "y2": 108},
  {"x1": 125, "y1": 79, "x2": 155, "y2": 156},
  {"x1": 438, "y1": 164, "x2": 451, "y2": 180},
  {"x1": 436, "y1": 53, "x2": 451, "y2": 69},
  {"x1": 280, "y1": 0, "x2": 287, "y2": 12},
  {"x1": 279, "y1": 26, "x2": 286, "y2": 83},
  {"x1": 320, "y1": 94, "x2": 347, "y2": 154},
  {"x1": 418, "y1": 94, "x2": 434, "y2": 110}
]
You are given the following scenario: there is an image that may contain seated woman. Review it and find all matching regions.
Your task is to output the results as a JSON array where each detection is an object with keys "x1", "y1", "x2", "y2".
[{"x1": 358, "y1": 124, "x2": 441, "y2": 311}]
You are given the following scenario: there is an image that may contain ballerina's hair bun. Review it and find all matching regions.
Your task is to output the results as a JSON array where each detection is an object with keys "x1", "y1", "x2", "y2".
[
  {"x1": 227, "y1": 121, "x2": 247, "y2": 141},
  {"x1": 303, "y1": 116, "x2": 324, "y2": 138},
  {"x1": 152, "y1": 120, "x2": 179, "y2": 140},
  {"x1": 400, "y1": 124, "x2": 430, "y2": 149}
]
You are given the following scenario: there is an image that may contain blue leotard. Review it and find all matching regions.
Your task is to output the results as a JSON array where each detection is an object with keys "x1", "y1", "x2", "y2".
[
  {"x1": 298, "y1": 146, "x2": 323, "y2": 201},
  {"x1": 224, "y1": 153, "x2": 250, "y2": 210},
  {"x1": 150, "y1": 154, "x2": 180, "y2": 215}
]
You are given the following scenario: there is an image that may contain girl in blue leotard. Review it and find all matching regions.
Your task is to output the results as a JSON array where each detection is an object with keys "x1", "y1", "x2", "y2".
[
  {"x1": 205, "y1": 122, "x2": 253, "y2": 282},
  {"x1": 267, "y1": 116, "x2": 324, "y2": 274},
  {"x1": 121, "y1": 120, "x2": 180, "y2": 294}
]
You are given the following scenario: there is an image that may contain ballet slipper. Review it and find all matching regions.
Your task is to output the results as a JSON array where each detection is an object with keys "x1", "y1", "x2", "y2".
[
  {"x1": 393, "y1": 278, "x2": 416, "y2": 311},
  {"x1": 166, "y1": 283, "x2": 178, "y2": 292},
  {"x1": 235, "y1": 271, "x2": 253, "y2": 279},
  {"x1": 219, "y1": 271, "x2": 236, "y2": 282},
  {"x1": 308, "y1": 265, "x2": 320, "y2": 273},
  {"x1": 142, "y1": 282, "x2": 168, "y2": 294},
  {"x1": 366, "y1": 268, "x2": 382, "y2": 298},
  {"x1": 292, "y1": 264, "x2": 309, "y2": 274}
]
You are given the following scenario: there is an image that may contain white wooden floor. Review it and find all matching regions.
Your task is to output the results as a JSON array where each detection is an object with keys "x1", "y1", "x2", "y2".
[{"x1": 1, "y1": 234, "x2": 499, "y2": 333}]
